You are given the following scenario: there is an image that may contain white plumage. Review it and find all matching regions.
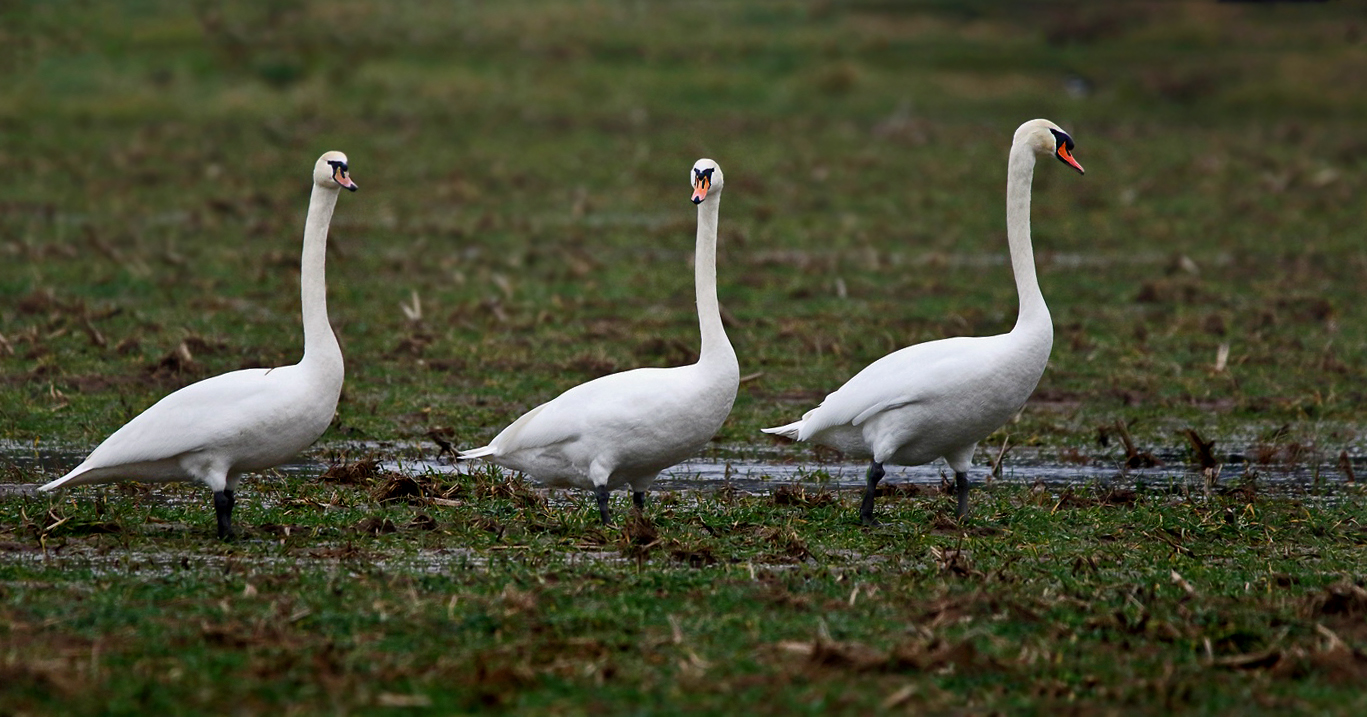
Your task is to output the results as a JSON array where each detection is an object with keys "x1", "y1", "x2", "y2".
[
  {"x1": 40, "y1": 151, "x2": 358, "y2": 539},
  {"x1": 764, "y1": 119, "x2": 1084, "y2": 523},
  {"x1": 461, "y1": 159, "x2": 740, "y2": 524}
]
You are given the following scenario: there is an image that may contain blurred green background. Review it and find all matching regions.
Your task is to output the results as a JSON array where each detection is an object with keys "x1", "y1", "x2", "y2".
[{"x1": 2, "y1": 0, "x2": 1366, "y2": 460}]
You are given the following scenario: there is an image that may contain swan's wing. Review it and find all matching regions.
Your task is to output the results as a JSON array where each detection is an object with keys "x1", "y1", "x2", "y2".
[
  {"x1": 56, "y1": 367, "x2": 284, "y2": 478},
  {"x1": 482, "y1": 401, "x2": 565, "y2": 454},
  {"x1": 795, "y1": 336, "x2": 996, "y2": 440},
  {"x1": 480, "y1": 366, "x2": 712, "y2": 456}
]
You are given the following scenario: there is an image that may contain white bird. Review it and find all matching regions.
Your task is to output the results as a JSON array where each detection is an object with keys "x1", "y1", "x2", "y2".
[
  {"x1": 40, "y1": 152, "x2": 358, "y2": 539},
  {"x1": 461, "y1": 159, "x2": 740, "y2": 525},
  {"x1": 763, "y1": 119, "x2": 1084, "y2": 524}
]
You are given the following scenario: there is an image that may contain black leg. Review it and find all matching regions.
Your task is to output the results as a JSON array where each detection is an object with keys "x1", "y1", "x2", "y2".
[
  {"x1": 632, "y1": 491, "x2": 646, "y2": 513},
  {"x1": 860, "y1": 461, "x2": 885, "y2": 526},
  {"x1": 214, "y1": 490, "x2": 235, "y2": 540},
  {"x1": 955, "y1": 471, "x2": 969, "y2": 519},
  {"x1": 595, "y1": 484, "x2": 612, "y2": 526}
]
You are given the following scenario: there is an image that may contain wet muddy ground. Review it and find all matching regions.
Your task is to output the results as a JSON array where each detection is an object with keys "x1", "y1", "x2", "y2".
[
  {"x1": 4, "y1": 440, "x2": 1360, "y2": 502},
  {"x1": 5, "y1": 437, "x2": 1367, "y2": 714}
]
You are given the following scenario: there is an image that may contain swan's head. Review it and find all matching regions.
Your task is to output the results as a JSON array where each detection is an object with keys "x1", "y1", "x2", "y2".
[
  {"x1": 690, "y1": 158, "x2": 724, "y2": 204},
  {"x1": 313, "y1": 151, "x2": 358, "y2": 192},
  {"x1": 1016, "y1": 119, "x2": 1084, "y2": 175}
]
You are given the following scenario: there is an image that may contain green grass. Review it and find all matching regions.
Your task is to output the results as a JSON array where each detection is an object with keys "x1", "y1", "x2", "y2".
[
  {"x1": 4, "y1": 0, "x2": 1367, "y2": 712},
  {"x1": 3, "y1": 466, "x2": 1367, "y2": 714}
]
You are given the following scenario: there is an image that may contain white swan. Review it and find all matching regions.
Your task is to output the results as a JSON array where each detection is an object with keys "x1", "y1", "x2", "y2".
[
  {"x1": 40, "y1": 152, "x2": 357, "y2": 539},
  {"x1": 763, "y1": 119, "x2": 1084, "y2": 523},
  {"x1": 461, "y1": 159, "x2": 740, "y2": 524}
]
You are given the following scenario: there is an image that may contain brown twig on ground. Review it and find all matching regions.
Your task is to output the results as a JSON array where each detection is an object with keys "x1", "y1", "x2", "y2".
[
  {"x1": 989, "y1": 435, "x2": 1011, "y2": 484},
  {"x1": 1182, "y1": 429, "x2": 1218, "y2": 470},
  {"x1": 1181, "y1": 428, "x2": 1221, "y2": 494},
  {"x1": 1112, "y1": 420, "x2": 1163, "y2": 469},
  {"x1": 1338, "y1": 450, "x2": 1356, "y2": 485},
  {"x1": 427, "y1": 427, "x2": 457, "y2": 459}
]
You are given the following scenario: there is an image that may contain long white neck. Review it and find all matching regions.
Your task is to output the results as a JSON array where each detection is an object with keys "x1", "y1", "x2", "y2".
[
  {"x1": 300, "y1": 183, "x2": 343, "y2": 374},
  {"x1": 1005, "y1": 142, "x2": 1051, "y2": 334},
  {"x1": 694, "y1": 194, "x2": 735, "y2": 367}
]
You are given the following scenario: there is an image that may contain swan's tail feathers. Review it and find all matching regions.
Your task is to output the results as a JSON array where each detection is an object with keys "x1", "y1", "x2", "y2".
[
  {"x1": 761, "y1": 422, "x2": 803, "y2": 441},
  {"x1": 39, "y1": 468, "x2": 87, "y2": 492},
  {"x1": 457, "y1": 445, "x2": 498, "y2": 461}
]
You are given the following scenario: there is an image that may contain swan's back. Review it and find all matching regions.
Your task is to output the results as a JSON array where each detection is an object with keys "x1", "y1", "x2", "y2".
[
  {"x1": 48, "y1": 363, "x2": 338, "y2": 488},
  {"x1": 793, "y1": 329, "x2": 1049, "y2": 452},
  {"x1": 471, "y1": 361, "x2": 737, "y2": 486},
  {"x1": 494, "y1": 362, "x2": 736, "y2": 455}
]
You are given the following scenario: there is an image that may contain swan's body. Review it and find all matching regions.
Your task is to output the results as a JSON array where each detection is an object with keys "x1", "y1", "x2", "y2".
[
  {"x1": 40, "y1": 152, "x2": 358, "y2": 539},
  {"x1": 764, "y1": 119, "x2": 1083, "y2": 523},
  {"x1": 461, "y1": 159, "x2": 739, "y2": 524}
]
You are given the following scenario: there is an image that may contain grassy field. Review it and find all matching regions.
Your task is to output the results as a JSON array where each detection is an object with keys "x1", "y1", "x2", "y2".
[
  {"x1": 3, "y1": 0, "x2": 1367, "y2": 713},
  {"x1": 4, "y1": 465, "x2": 1367, "y2": 714}
]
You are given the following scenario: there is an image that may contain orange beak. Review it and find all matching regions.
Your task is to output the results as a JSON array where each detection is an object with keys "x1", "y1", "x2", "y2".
[
  {"x1": 334, "y1": 166, "x2": 359, "y2": 191},
  {"x1": 692, "y1": 176, "x2": 710, "y2": 204},
  {"x1": 1057, "y1": 144, "x2": 1085, "y2": 175}
]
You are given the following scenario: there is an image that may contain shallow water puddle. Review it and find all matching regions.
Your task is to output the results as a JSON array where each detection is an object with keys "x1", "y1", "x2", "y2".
[
  {"x1": 373, "y1": 446, "x2": 1358, "y2": 499},
  {"x1": 2, "y1": 440, "x2": 1359, "y2": 498},
  {"x1": 0, "y1": 544, "x2": 500, "y2": 579}
]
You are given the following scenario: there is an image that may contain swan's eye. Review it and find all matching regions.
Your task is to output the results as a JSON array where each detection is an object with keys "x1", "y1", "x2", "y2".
[
  {"x1": 327, "y1": 161, "x2": 352, "y2": 187},
  {"x1": 325, "y1": 159, "x2": 359, "y2": 190},
  {"x1": 1047, "y1": 128, "x2": 1074, "y2": 152},
  {"x1": 1048, "y1": 131, "x2": 1085, "y2": 174},
  {"x1": 691, "y1": 167, "x2": 714, "y2": 204}
]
